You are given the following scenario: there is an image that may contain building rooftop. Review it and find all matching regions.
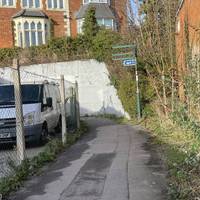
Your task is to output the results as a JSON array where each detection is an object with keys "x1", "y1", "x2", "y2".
[
  {"x1": 12, "y1": 9, "x2": 49, "y2": 19},
  {"x1": 76, "y1": 3, "x2": 115, "y2": 19}
]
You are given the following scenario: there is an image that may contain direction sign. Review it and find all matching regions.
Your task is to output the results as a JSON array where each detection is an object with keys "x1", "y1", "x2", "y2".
[{"x1": 123, "y1": 59, "x2": 137, "y2": 67}]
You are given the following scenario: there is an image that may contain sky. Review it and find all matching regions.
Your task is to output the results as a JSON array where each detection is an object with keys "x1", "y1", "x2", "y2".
[{"x1": 128, "y1": 0, "x2": 141, "y2": 24}]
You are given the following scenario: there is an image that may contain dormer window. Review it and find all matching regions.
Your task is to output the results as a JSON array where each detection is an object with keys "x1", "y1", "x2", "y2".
[
  {"x1": 22, "y1": 0, "x2": 41, "y2": 8},
  {"x1": 76, "y1": 2, "x2": 116, "y2": 34}
]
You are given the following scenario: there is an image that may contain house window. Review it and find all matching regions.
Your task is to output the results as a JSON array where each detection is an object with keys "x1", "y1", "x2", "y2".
[
  {"x1": 47, "y1": 0, "x2": 64, "y2": 9},
  {"x1": 37, "y1": 22, "x2": 43, "y2": 45},
  {"x1": 24, "y1": 22, "x2": 30, "y2": 47},
  {"x1": 98, "y1": 18, "x2": 113, "y2": 29},
  {"x1": 77, "y1": 19, "x2": 84, "y2": 34},
  {"x1": 104, "y1": 19, "x2": 113, "y2": 29},
  {"x1": 77, "y1": 18, "x2": 114, "y2": 34},
  {"x1": 83, "y1": 0, "x2": 110, "y2": 4},
  {"x1": 18, "y1": 23, "x2": 23, "y2": 47},
  {"x1": 31, "y1": 22, "x2": 36, "y2": 46},
  {"x1": 14, "y1": 20, "x2": 50, "y2": 48},
  {"x1": 0, "y1": 0, "x2": 15, "y2": 7},
  {"x1": 22, "y1": 0, "x2": 40, "y2": 8}
]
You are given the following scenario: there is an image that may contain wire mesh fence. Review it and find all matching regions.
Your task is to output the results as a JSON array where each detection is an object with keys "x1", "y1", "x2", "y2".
[{"x1": 0, "y1": 59, "x2": 80, "y2": 181}]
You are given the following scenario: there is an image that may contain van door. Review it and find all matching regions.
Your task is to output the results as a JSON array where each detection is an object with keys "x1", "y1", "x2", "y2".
[
  {"x1": 42, "y1": 84, "x2": 54, "y2": 131},
  {"x1": 48, "y1": 84, "x2": 60, "y2": 128},
  {"x1": 55, "y1": 85, "x2": 61, "y2": 117}
]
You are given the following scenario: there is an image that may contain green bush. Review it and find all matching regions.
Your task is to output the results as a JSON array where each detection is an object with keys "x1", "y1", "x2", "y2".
[
  {"x1": 0, "y1": 36, "x2": 90, "y2": 67},
  {"x1": 0, "y1": 47, "x2": 21, "y2": 66},
  {"x1": 118, "y1": 73, "x2": 137, "y2": 118},
  {"x1": 82, "y1": 6, "x2": 99, "y2": 49},
  {"x1": 92, "y1": 29, "x2": 121, "y2": 62}
]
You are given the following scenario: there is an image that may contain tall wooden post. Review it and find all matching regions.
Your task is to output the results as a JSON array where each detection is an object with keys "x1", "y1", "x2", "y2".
[
  {"x1": 60, "y1": 75, "x2": 67, "y2": 144},
  {"x1": 12, "y1": 59, "x2": 26, "y2": 163},
  {"x1": 75, "y1": 81, "x2": 80, "y2": 129}
]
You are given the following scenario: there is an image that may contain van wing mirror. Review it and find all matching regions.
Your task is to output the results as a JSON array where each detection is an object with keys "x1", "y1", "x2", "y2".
[{"x1": 46, "y1": 97, "x2": 53, "y2": 107}]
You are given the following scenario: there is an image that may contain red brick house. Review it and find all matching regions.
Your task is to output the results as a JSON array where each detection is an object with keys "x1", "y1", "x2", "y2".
[
  {"x1": 0, "y1": 0, "x2": 127, "y2": 48},
  {"x1": 176, "y1": 0, "x2": 200, "y2": 100}
]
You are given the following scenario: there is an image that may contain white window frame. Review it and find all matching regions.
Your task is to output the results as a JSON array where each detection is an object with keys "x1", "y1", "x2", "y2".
[
  {"x1": 83, "y1": 0, "x2": 110, "y2": 4},
  {"x1": 13, "y1": 17, "x2": 50, "y2": 48},
  {"x1": 21, "y1": 0, "x2": 42, "y2": 9},
  {"x1": 77, "y1": 19, "x2": 84, "y2": 34},
  {"x1": 0, "y1": 0, "x2": 16, "y2": 8},
  {"x1": 47, "y1": 0, "x2": 65, "y2": 11},
  {"x1": 77, "y1": 18, "x2": 114, "y2": 34},
  {"x1": 98, "y1": 18, "x2": 114, "y2": 30}
]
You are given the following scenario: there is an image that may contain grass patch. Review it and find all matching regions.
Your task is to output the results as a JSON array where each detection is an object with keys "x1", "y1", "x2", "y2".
[
  {"x1": 142, "y1": 116, "x2": 200, "y2": 199},
  {"x1": 0, "y1": 120, "x2": 89, "y2": 199}
]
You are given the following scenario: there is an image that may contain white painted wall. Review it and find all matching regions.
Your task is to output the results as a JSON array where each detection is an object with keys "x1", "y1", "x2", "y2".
[{"x1": 0, "y1": 60, "x2": 129, "y2": 118}]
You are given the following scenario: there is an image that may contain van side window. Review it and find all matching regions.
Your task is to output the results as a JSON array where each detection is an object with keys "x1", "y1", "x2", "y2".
[
  {"x1": 43, "y1": 84, "x2": 50, "y2": 105},
  {"x1": 48, "y1": 84, "x2": 55, "y2": 108}
]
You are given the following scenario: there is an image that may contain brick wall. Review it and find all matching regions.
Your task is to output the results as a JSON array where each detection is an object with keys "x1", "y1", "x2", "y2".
[
  {"x1": 111, "y1": 0, "x2": 127, "y2": 34},
  {"x1": 42, "y1": 0, "x2": 67, "y2": 38},
  {"x1": 176, "y1": 0, "x2": 200, "y2": 100},
  {"x1": 69, "y1": 0, "x2": 81, "y2": 37},
  {"x1": 0, "y1": 7, "x2": 20, "y2": 48},
  {"x1": 45, "y1": 11, "x2": 66, "y2": 38}
]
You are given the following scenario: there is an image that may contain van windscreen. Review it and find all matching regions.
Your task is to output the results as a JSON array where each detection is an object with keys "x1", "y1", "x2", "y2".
[{"x1": 0, "y1": 84, "x2": 42, "y2": 105}]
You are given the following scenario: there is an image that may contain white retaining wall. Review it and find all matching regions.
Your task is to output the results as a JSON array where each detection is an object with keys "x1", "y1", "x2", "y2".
[{"x1": 0, "y1": 59, "x2": 129, "y2": 118}]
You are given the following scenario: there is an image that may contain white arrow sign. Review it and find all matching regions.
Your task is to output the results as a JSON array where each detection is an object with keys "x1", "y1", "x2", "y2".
[{"x1": 123, "y1": 59, "x2": 137, "y2": 67}]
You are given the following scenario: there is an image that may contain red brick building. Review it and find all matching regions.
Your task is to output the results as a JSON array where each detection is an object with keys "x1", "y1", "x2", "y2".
[
  {"x1": 176, "y1": 0, "x2": 200, "y2": 100},
  {"x1": 0, "y1": 0, "x2": 127, "y2": 48}
]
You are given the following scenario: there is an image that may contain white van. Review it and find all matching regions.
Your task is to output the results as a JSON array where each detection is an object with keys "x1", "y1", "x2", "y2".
[{"x1": 0, "y1": 81, "x2": 61, "y2": 144}]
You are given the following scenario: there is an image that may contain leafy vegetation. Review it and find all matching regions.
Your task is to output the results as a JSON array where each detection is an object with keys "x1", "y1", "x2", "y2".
[
  {"x1": 92, "y1": 29, "x2": 121, "y2": 62},
  {"x1": 82, "y1": 6, "x2": 99, "y2": 49},
  {"x1": 143, "y1": 114, "x2": 200, "y2": 199}
]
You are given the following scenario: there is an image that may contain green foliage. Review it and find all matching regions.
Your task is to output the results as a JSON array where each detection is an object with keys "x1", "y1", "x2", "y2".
[
  {"x1": 118, "y1": 73, "x2": 136, "y2": 118},
  {"x1": 170, "y1": 103, "x2": 200, "y2": 138},
  {"x1": 0, "y1": 47, "x2": 21, "y2": 66},
  {"x1": 92, "y1": 29, "x2": 121, "y2": 62},
  {"x1": 143, "y1": 115, "x2": 200, "y2": 199},
  {"x1": 47, "y1": 37, "x2": 68, "y2": 57},
  {"x1": 82, "y1": 6, "x2": 99, "y2": 48}
]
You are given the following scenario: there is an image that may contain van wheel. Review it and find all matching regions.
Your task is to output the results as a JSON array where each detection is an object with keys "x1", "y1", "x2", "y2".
[
  {"x1": 55, "y1": 117, "x2": 62, "y2": 133},
  {"x1": 40, "y1": 125, "x2": 48, "y2": 145}
]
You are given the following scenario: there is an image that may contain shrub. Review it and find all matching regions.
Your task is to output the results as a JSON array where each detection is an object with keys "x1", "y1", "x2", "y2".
[
  {"x1": 0, "y1": 47, "x2": 21, "y2": 66},
  {"x1": 92, "y1": 29, "x2": 122, "y2": 62},
  {"x1": 82, "y1": 6, "x2": 99, "y2": 49},
  {"x1": 118, "y1": 73, "x2": 137, "y2": 118}
]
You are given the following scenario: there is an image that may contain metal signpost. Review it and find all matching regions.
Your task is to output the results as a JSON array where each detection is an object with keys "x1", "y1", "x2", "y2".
[{"x1": 112, "y1": 44, "x2": 141, "y2": 120}]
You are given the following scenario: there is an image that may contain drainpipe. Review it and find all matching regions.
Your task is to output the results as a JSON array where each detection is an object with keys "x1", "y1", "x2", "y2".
[{"x1": 64, "y1": 0, "x2": 71, "y2": 37}]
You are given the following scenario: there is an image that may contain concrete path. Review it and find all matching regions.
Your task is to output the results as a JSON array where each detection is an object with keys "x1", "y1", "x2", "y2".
[{"x1": 9, "y1": 118, "x2": 167, "y2": 200}]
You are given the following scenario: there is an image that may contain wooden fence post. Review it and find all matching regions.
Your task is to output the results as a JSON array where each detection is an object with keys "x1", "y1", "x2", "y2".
[{"x1": 12, "y1": 59, "x2": 26, "y2": 163}]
